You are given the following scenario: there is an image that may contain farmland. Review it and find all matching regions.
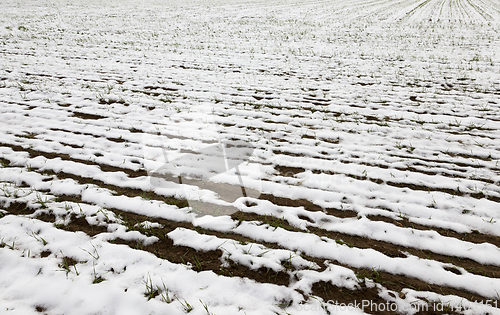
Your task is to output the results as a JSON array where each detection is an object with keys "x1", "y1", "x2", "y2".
[{"x1": 1, "y1": 0, "x2": 500, "y2": 314}]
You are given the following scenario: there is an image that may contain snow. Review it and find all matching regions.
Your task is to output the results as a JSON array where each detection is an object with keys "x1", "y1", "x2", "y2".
[{"x1": 1, "y1": 0, "x2": 500, "y2": 313}]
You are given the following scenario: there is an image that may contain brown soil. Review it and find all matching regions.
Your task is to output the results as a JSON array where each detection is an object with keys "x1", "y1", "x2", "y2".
[{"x1": 72, "y1": 112, "x2": 106, "y2": 120}]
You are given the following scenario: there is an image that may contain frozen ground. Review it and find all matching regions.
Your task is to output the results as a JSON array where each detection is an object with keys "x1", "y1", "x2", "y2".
[{"x1": 1, "y1": 0, "x2": 500, "y2": 314}]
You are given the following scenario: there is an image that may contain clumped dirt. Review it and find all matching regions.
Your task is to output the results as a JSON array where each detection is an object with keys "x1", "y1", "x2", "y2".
[
  {"x1": 72, "y1": 111, "x2": 106, "y2": 120},
  {"x1": 60, "y1": 213, "x2": 108, "y2": 237},
  {"x1": 0, "y1": 201, "x2": 34, "y2": 215},
  {"x1": 35, "y1": 305, "x2": 48, "y2": 313},
  {"x1": 258, "y1": 193, "x2": 358, "y2": 218},
  {"x1": 275, "y1": 164, "x2": 306, "y2": 177},
  {"x1": 367, "y1": 214, "x2": 500, "y2": 248}
]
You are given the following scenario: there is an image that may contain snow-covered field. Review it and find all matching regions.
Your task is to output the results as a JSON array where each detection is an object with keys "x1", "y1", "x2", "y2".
[{"x1": 1, "y1": 0, "x2": 500, "y2": 314}]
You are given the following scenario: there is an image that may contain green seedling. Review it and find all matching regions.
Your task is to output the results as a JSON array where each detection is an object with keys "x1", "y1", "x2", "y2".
[
  {"x1": 200, "y1": 300, "x2": 215, "y2": 315},
  {"x1": 92, "y1": 262, "x2": 104, "y2": 284},
  {"x1": 34, "y1": 194, "x2": 51, "y2": 209},
  {"x1": 179, "y1": 299, "x2": 194, "y2": 313},
  {"x1": 28, "y1": 230, "x2": 47, "y2": 246},
  {"x1": 0, "y1": 238, "x2": 15, "y2": 249},
  {"x1": 81, "y1": 242, "x2": 100, "y2": 260},
  {"x1": 143, "y1": 275, "x2": 159, "y2": 300},
  {"x1": 159, "y1": 280, "x2": 172, "y2": 303}
]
